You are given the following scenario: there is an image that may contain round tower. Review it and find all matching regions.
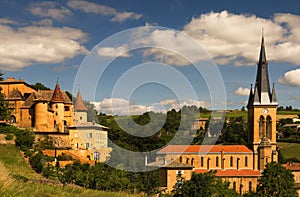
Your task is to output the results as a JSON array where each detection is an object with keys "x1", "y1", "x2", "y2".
[
  {"x1": 51, "y1": 82, "x2": 65, "y2": 132},
  {"x1": 34, "y1": 98, "x2": 49, "y2": 131}
]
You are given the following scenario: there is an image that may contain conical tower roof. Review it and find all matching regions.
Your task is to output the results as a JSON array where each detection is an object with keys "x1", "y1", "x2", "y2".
[
  {"x1": 74, "y1": 90, "x2": 88, "y2": 111},
  {"x1": 51, "y1": 82, "x2": 64, "y2": 103}
]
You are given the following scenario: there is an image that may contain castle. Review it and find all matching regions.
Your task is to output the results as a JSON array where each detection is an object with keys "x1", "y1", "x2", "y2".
[
  {"x1": 152, "y1": 35, "x2": 300, "y2": 195},
  {"x1": 0, "y1": 78, "x2": 111, "y2": 163}
]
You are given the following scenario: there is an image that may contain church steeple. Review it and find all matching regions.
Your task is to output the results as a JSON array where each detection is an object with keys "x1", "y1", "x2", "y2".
[{"x1": 74, "y1": 90, "x2": 88, "y2": 112}]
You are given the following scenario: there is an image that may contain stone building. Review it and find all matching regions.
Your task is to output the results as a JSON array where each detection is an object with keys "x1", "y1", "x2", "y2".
[
  {"x1": 68, "y1": 90, "x2": 112, "y2": 162},
  {"x1": 0, "y1": 78, "x2": 74, "y2": 132},
  {"x1": 153, "y1": 35, "x2": 279, "y2": 195}
]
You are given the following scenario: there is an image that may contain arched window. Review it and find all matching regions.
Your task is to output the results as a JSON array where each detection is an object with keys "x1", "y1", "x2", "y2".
[
  {"x1": 191, "y1": 158, "x2": 194, "y2": 166},
  {"x1": 233, "y1": 181, "x2": 236, "y2": 190},
  {"x1": 249, "y1": 181, "x2": 252, "y2": 192},
  {"x1": 259, "y1": 116, "x2": 265, "y2": 138},
  {"x1": 237, "y1": 158, "x2": 240, "y2": 170},
  {"x1": 186, "y1": 158, "x2": 189, "y2": 164},
  {"x1": 266, "y1": 116, "x2": 272, "y2": 139},
  {"x1": 216, "y1": 156, "x2": 219, "y2": 167},
  {"x1": 245, "y1": 156, "x2": 248, "y2": 167},
  {"x1": 207, "y1": 158, "x2": 210, "y2": 170},
  {"x1": 179, "y1": 156, "x2": 182, "y2": 163},
  {"x1": 230, "y1": 156, "x2": 233, "y2": 167},
  {"x1": 201, "y1": 157, "x2": 204, "y2": 167}
]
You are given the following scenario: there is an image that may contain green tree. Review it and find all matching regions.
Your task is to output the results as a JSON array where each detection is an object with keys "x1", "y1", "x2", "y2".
[
  {"x1": 31, "y1": 82, "x2": 50, "y2": 90},
  {"x1": 256, "y1": 162, "x2": 297, "y2": 197},
  {"x1": 29, "y1": 151, "x2": 45, "y2": 173},
  {"x1": 0, "y1": 72, "x2": 9, "y2": 121},
  {"x1": 173, "y1": 171, "x2": 238, "y2": 197}
]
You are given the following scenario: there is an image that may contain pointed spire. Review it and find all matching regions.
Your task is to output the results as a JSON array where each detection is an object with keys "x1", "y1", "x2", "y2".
[
  {"x1": 253, "y1": 84, "x2": 260, "y2": 103},
  {"x1": 258, "y1": 28, "x2": 267, "y2": 65},
  {"x1": 247, "y1": 84, "x2": 254, "y2": 108},
  {"x1": 271, "y1": 83, "x2": 278, "y2": 103},
  {"x1": 51, "y1": 81, "x2": 64, "y2": 103},
  {"x1": 254, "y1": 32, "x2": 271, "y2": 104},
  {"x1": 74, "y1": 90, "x2": 88, "y2": 111}
]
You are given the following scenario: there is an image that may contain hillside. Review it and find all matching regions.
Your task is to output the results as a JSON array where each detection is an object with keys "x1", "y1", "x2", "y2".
[{"x1": 0, "y1": 144, "x2": 139, "y2": 197}]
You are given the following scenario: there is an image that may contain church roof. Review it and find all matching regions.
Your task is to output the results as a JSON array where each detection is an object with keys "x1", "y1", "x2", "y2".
[
  {"x1": 194, "y1": 169, "x2": 261, "y2": 177},
  {"x1": 157, "y1": 145, "x2": 253, "y2": 154},
  {"x1": 74, "y1": 91, "x2": 88, "y2": 111},
  {"x1": 51, "y1": 82, "x2": 64, "y2": 103}
]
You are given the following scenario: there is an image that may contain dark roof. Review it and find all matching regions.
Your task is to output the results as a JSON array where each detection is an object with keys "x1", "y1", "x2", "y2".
[
  {"x1": 22, "y1": 90, "x2": 72, "y2": 108},
  {"x1": 248, "y1": 35, "x2": 278, "y2": 107},
  {"x1": 6, "y1": 88, "x2": 24, "y2": 100},
  {"x1": 74, "y1": 91, "x2": 88, "y2": 111}
]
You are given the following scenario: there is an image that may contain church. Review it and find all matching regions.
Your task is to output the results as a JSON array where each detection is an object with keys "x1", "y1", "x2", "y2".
[{"x1": 153, "y1": 35, "x2": 279, "y2": 195}]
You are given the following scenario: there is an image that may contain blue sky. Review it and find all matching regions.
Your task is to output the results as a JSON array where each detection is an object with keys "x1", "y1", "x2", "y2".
[{"x1": 1, "y1": 0, "x2": 300, "y2": 115}]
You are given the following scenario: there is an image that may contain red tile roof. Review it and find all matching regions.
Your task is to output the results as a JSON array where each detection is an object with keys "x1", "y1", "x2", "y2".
[
  {"x1": 282, "y1": 163, "x2": 300, "y2": 171},
  {"x1": 51, "y1": 82, "x2": 64, "y2": 102},
  {"x1": 157, "y1": 145, "x2": 252, "y2": 154},
  {"x1": 194, "y1": 169, "x2": 261, "y2": 177}
]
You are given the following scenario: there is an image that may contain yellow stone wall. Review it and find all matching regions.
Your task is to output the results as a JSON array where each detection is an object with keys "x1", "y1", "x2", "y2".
[
  {"x1": 0, "y1": 79, "x2": 37, "y2": 97},
  {"x1": 161, "y1": 168, "x2": 192, "y2": 193},
  {"x1": 222, "y1": 176, "x2": 259, "y2": 195},
  {"x1": 161, "y1": 153, "x2": 254, "y2": 170}
]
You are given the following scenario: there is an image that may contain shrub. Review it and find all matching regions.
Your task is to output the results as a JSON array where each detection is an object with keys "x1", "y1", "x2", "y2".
[{"x1": 5, "y1": 134, "x2": 13, "y2": 141}]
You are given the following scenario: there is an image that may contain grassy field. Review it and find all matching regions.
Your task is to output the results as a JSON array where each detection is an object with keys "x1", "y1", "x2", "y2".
[
  {"x1": 278, "y1": 142, "x2": 300, "y2": 161},
  {"x1": 0, "y1": 144, "x2": 140, "y2": 197}
]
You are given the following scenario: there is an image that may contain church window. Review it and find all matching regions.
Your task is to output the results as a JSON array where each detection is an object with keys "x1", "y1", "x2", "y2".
[
  {"x1": 259, "y1": 116, "x2": 265, "y2": 138},
  {"x1": 266, "y1": 116, "x2": 272, "y2": 139},
  {"x1": 245, "y1": 156, "x2": 248, "y2": 167},
  {"x1": 179, "y1": 156, "x2": 182, "y2": 163},
  {"x1": 201, "y1": 157, "x2": 204, "y2": 167},
  {"x1": 249, "y1": 181, "x2": 252, "y2": 192},
  {"x1": 207, "y1": 158, "x2": 210, "y2": 169},
  {"x1": 233, "y1": 181, "x2": 236, "y2": 190},
  {"x1": 230, "y1": 156, "x2": 233, "y2": 167},
  {"x1": 191, "y1": 158, "x2": 194, "y2": 166},
  {"x1": 237, "y1": 158, "x2": 240, "y2": 170},
  {"x1": 216, "y1": 156, "x2": 219, "y2": 167},
  {"x1": 186, "y1": 158, "x2": 189, "y2": 164}
]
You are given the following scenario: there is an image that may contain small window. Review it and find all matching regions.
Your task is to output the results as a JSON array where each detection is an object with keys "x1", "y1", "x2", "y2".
[
  {"x1": 245, "y1": 156, "x2": 248, "y2": 167},
  {"x1": 230, "y1": 156, "x2": 233, "y2": 167},
  {"x1": 233, "y1": 181, "x2": 236, "y2": 190},
  {"x1": 201, "y1": 157, "x2": 204, "y2": 167},
  {"x1": 88, "y1": 133, "x2": 93, "y2": 138},
  {"x1": 179, "y1": 156, "x2": 182, "y2": 163},
  {"x1": 86, "y1": 143, "x2": 89, "y2": 149},
  {"x1": 64, "y1": 106, "x2": 70, "y2": 111},
  {"x1": 191, "y1": 158, "x2": 194, "y2": 166},
  {"x1": 186, "y1": 158, "x2": 189, "y2": 164},
  {"x1": 80, "y1": 116, "x2": 82, "y2": 120},
  {"x1": 216, "y1": 156, "x2": 219, "y2": 167}
]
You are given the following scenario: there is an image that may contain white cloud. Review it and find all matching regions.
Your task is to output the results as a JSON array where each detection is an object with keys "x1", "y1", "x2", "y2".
[
  {"x1": 93, "y1": 98, "x2": 210, "y2": 115},
  {"x1": 29, "y1": 1, "x2": 72, "y2": 21},
  {"x1": 67, "y1": 0, "x2": 142, "y2": 23},
  {"x1": 0, "y1": 24, "x2": 88, "y2": 71},
  {"x1": 97, "y1": 46, "x2": 131, "y2": 57},
  {"x1": 32, "y1": 19, "x2": 53, "y2": 26},
  {"x1": 234, "y1": 87, "x2": 250, "y2": 96},
  {"x1": 101, "y1": 11, "x2": 300, "y2": 66},
  {"x1": 0, "y1": 18, "x2": 17, "y2": 25},
  {"x1": 278, "y1": 69, "x2": 300, "y2": 87}
]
